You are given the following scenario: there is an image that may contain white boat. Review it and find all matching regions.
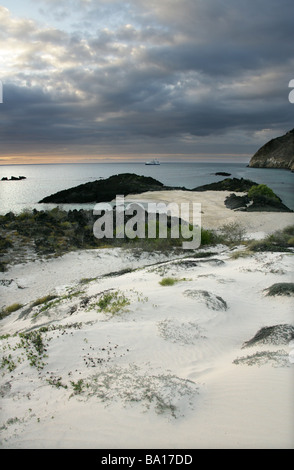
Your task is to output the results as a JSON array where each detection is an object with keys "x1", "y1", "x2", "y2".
[{"x1": 145, "y1": 159, "x2": 160, "y2": 165}]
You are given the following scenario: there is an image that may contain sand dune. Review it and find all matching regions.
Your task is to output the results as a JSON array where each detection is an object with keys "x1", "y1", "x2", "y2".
[{"x1": 0, "y1": 191, "x2": 293, "y2": 449}]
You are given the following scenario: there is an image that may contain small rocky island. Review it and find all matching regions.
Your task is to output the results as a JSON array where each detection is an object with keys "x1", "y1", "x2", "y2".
[
  {"x1": 39, "y1": 173, "x2": 185, "y2": 204},
  {"x1": 249, "y1": 129, "x2": 294, "y2": 171},
  {"x1": 1, "y1": 176, "x2": 26, "y2": 181}
]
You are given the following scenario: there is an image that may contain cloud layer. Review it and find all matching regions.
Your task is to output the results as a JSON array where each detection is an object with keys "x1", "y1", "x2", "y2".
[{"x1": 0, "y1": 0, "x2": 293, "y2": 162}]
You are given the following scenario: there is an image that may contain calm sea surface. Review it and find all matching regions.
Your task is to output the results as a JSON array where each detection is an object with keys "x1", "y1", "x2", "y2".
[{"x1": 0, "y1": 162, "x2": 293, "y2": 214}]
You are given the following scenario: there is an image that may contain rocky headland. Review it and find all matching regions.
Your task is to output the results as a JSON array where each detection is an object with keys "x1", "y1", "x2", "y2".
[
  {"x1": 39, "y1": 173, "x2": 184, "y2": 204},
  {"x1": 249, "y1": 129, "x2": 294, "y2": 171}
]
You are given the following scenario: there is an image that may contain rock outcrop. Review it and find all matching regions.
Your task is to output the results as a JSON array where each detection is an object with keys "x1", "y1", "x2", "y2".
[
  {"x1": 249, "y1": 129, "x2": 294, "y2": 171},
  {"x1": 39, "y1": 173, "x2": 184, "y2": 204},
  {"x1": 193, "y1": 177, "x2": 257, "y2": 192},
  {"x1": 1, "y1": 176, "x2": 26, "y2": 181},
  {"x1": 224, "y1": 192, "x2": 292, "y2": 212},
  {"x1": 214, "y1": 172, "x2": 231, "y2": 176}
]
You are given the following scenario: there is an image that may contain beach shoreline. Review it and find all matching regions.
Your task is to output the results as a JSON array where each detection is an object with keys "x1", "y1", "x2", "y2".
[{"x1": 125, "y1": 189, "x2": 294, "y2": 238}]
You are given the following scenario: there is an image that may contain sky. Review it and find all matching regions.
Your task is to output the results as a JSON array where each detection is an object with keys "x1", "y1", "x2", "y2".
[{"x1": 0, "y1": 0, "x2": 293, "y2": 164}]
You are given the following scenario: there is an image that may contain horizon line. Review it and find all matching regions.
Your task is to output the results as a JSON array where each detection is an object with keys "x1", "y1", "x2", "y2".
[{"x1": 0, "y1": 155, "x2": 252, "y2": 166}]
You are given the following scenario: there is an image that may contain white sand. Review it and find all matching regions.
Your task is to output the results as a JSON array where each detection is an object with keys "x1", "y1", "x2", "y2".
[
  {"x1": 0, "y1": 191, "x2": 293, "y2": 449},
  {"x1": 125, "y1": 190, "x2": 294, "y2": 238}
]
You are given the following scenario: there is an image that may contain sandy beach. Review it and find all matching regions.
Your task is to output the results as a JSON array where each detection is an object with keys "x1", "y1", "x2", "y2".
[
  {"x1": 125, "y1": 190, "x2": 294, "y2": 238},
  {"x1": 0, "y1": 190, "x2": 293, "y2": 449}
]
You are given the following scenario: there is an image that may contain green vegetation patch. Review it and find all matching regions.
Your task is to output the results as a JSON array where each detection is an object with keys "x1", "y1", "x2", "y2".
[
  {"x1": 91, "y1": 290, "x2": 131, "y2": 315},
  {"x1": 159, "y1": 277, "x2": 190, "y2": 286},
  {"x1": 0, "y1": 322, "x2": 83, "y2": 374},
  {"x1": 247, "y1": 225, "x2": 294, "y2": 253},
  {"x1": 17, "y1": 330, "x2": 49, "y2": 369},
  {"x1": 247, "y1": 184, "x2": 280, "y2": 202},
  {"x1": 0, "y1": 303, "x2": 23, "y2": 320},
  {"x1": 159, "y1": 277, "x2": 179, "y2": 286},
  {"x1": 32, "y1": 295, "x2": 58, "y2": 307}
]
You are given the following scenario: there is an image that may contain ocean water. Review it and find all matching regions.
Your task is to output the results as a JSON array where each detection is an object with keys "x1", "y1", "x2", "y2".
[{"x1": 0, "y1": 161, "x2": 293, "y2": 215}]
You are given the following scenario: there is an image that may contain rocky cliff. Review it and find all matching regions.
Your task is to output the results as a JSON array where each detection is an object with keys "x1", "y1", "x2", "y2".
[{"x1": 249, "y1": 129, "x2": 294, "y2": 171}]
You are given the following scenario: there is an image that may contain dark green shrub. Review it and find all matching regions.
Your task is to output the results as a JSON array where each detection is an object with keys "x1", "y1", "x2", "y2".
[
  {"x1": 248, "y1": 184, "x2": 279, "y2": 202},
  {"x1": 265, "y1": 283, "x2": 294, "y2": 296},
  {"x1": 200, "y1": 228, "x2": 215, "y2": 246},
  {"x1": 0, "y1": 236, "x2": 13, "y2": 251}
]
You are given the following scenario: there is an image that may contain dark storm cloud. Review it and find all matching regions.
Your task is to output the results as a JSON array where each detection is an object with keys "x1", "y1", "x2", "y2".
[{"x1": 1, "y1": 0, "x2": 294, "y2": 158}]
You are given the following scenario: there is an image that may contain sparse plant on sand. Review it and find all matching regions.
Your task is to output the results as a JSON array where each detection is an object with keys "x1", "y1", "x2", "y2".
[
  {"x1": 32, "y1": 295, "x2": 58, "y2": 307},
  {"x1": 0, "y1": 303, "x2": 23, "y2": 319},
  {"x1": 0, "y1": 355, "x2": 17, "y2": 372},
  {"x1": 70, "y1": 379, "x2": 86, "y2": 396},
  {"x1": 93, "y1": 290, "x2": 131, "y2": 315},
  {"x1": 159, "y1": 277, "x2": 179, "y2": 286}
]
